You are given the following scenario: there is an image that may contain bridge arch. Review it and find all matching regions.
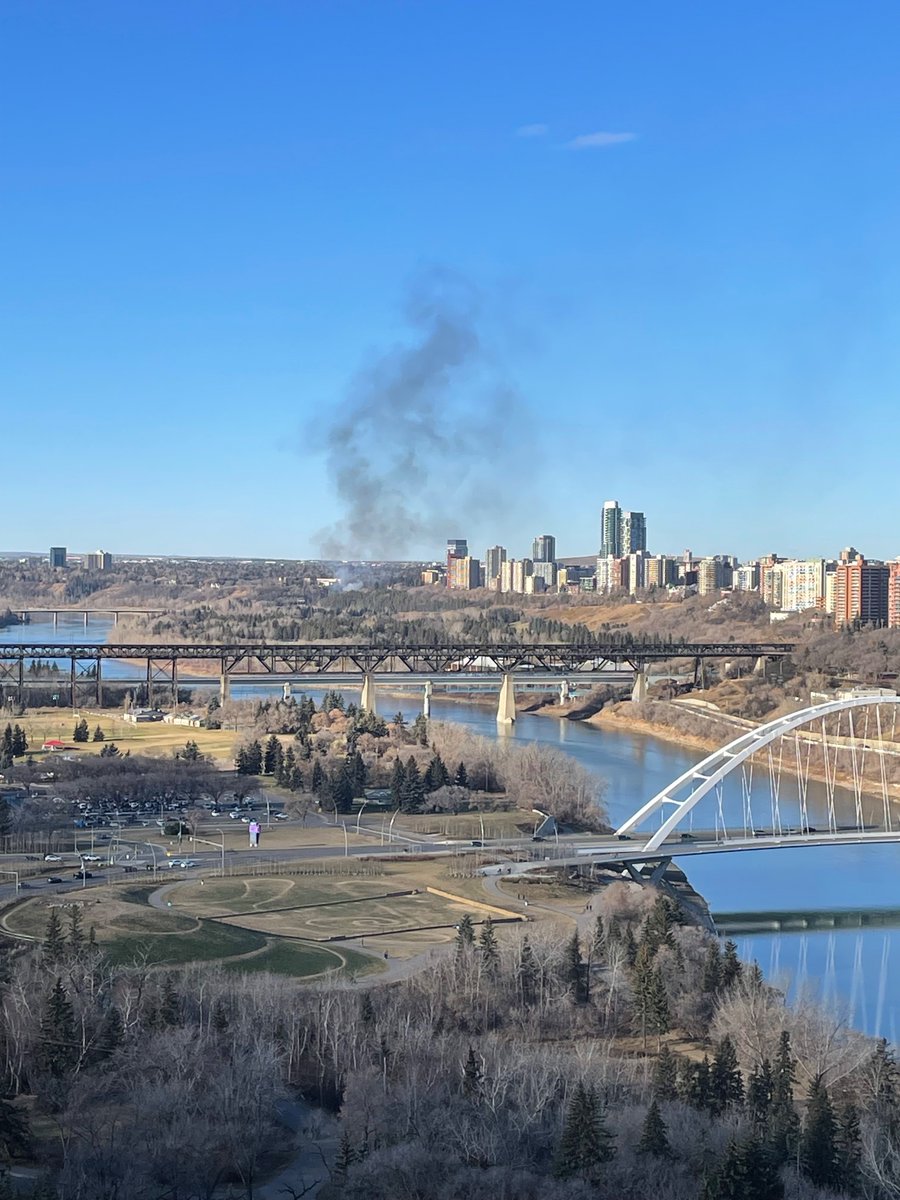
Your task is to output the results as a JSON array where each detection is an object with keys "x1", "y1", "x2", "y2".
[{"x1": 615, "y1": 695, "x2": 900, "y2": 854}]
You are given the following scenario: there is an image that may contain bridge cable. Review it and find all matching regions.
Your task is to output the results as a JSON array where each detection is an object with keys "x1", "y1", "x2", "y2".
[
  {"x1": 848, "y1": 711, "x2": 864, "y2": 833},
  {"x1": 794, "y1": 732, "x2": 811, "y2": 834},
  {"x1": 875, "y1": 705, "x2": 892, "y2": 833}
]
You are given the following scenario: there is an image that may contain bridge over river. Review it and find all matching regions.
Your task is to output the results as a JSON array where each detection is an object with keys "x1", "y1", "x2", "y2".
[{"x1": 0, "y1": 638, "x2": 795, "y2": 717}]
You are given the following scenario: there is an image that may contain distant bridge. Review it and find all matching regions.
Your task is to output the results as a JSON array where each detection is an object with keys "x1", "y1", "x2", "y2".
[
  {"x1": 12, "y1": 609, "x2": 164, "y2": 626},
  {"x1": 0, "y1": 639, "x2": 796, "y2": 714}
]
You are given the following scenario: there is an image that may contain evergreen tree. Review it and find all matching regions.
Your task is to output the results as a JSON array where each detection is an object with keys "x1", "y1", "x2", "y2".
[
  {"x1": 95, "y1": 1006, "x2": 124, "y2": 1060},
  {"x1": 681, "y1": 1057, "x2": 712, "y2": 1111},
  {"x1": 263, "y1": 735, "x2": 282, "y2": 776},
  {"x1": 10, "y1": 725, "x2": 27, "y2": 756},
  {"x1": 455, "y1": 913, "x2": 476, "y2": 952},
  {"x1": 279, "y1": 744, "x2": 296, "y2": 787},
  {"x1": 0, "y1": 727, "x2": 11, "y2": 761},
  {"x1": 43, "y1": 908, "x2": 66, "y2": 965},
  {"x1": 350, "y1": 750, "x2": 367, "y2": 797},
  {"x1": 72, "y1": 718, "x2": 89, "y2": 743},
  {"x1": 720, "y1": 940, "x2": 743, "y2": 989},
  {"x1": 39, "y1": 978, "x2": 77, "y2": 1077},
  {"x1": 359, "y1": 992, "x2": 376, "y2": 1027},
  {"x1": 245, "y1": 739, "x2": 263, "y2": 774},
  {"x1": 333, "y1": 1130, "x2": 358, "y2": 1180},
  {"x1": 865, "y1": 1037, "x2": 899, "y2": 1125},
  {"x1": 331, "y1": 768, "x2": 354, "y2": 814},
  {"x1": 0, "y1": 798, "x2": 9, "y2": 843},
  {"x1": 400, "y1": 756, "x2": 425, "y2": 813},
  {"x1": 591, "y1": 914, "x2": 606, "y2": 962},
  {"x1": 703, "y1": 1137, "x2": 784, "y2": 1200},
  {"x1": 554, "y1": 1082, "x2": 615, "y2": 1183},
  {"x1": 0, "y1": 1095, "x2": 30, "y2": 1162},
  {"x1": 159, "y1": 976, "x2": 182, "y2": 1028},
  {"x1": 479, "y1": 917, "x2": 499, "y2": 975},
  {"x1": 637, "y1": 1099, "x2": 670, "y2": 1158},
  {"x1": 92, "y1": 725, "x2": 105, "y2": 743},
  {"x1": 836, "y1": 1100, "x2": 861, "y2": 1194},
  {"x1": 211, "y1": 1000, "x2": 229, "y2": 1035},
  {"x1": 652, "y1": 1045, "x2": 679, "y2": 1102},
  {"x1": 647, "y1": 966, "x2": 670, "y2": 1048},
  {"x1": 631, "y1": 941, "x2": 656, "y2": 1048},
  {"x1": 99, "y1": 742, "x2": 119, "y2": 758},
  {"x1": 67, "y1": 905, "x2": 85, "y2": 952},
  {"x1": 462, "y1": 1045, "x2": 483, "y2": 1099},
  {"x1": 234, "y1": 746, "x2": 250, "y2": 774},
  {"x1": 710, "y1": 1035, "x2": 744, "y2": 1113},
  {"x1": 392, "y1": 711, "x2": 406, "y2": 730},
  {"x1": 747, "y1": 1059, "x2": 773, "y2": 1131},
  {"x1": 622, "y1": 925, "x2": 638, "y2": 965},
  {"x1": 563, "y1": 930, "x2": 586, "y2": 1002},
  {"x1": 412, "y1": 714, "x2": 428, "y2": 745},
  {"x1": 389, "y1": 758, "x2": 405, "y2": 807},
  {"x1": 800, "y1": 1075, "x2": 838, "y2": 1189},
  {"x1": 702, "y1": 942, "x2": 722, "y2": 992},
  {"x1": 454, "y1": 761, "x2": 468, "y2": 788},
  {"x1": 310, "y1": 759, "x2": 325, "y2": 795},
  {"x1": 769, "y1": 1032, "x2": 799, "y2": 1162},
  {"x1": 517, "y1": 936, "x2": 538, "y2": 1006}
]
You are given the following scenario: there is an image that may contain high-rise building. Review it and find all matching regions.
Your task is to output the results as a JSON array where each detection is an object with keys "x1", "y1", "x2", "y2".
[
  {"x1": 645, "y1": 555, "x2": 679, "y2": 590},
  {"x1": 532, "y1": 535, "x2": 556, "y2": 563},
  {"x1": 485, "y1": 545, "x2": 507, "y2": 584},
  {"x1": 84, "y1": 550, "x2": 113, "y2": 571},
  {"x1": 600, "y1": 501, "x2": 647, "y2": 558},
  {"x1": 449, "y1": 555, "x2": 481, "y2": 590},
  {"x1": 889, "y1": 563, "x2": 900, "y2": 629},
  {"x1": 697, "y1": 557, "x2": 734, "y2": 595},
  {"x1": 512, "y1": 558, "x2": 533, "y2": 593},
  {"x1": 779, "y1": 559, "x2": 827, "y2": 612},
  {"x1": 600, "y1": 501, "x2": 621, "y2": 558},
  {"x1": 626, "y1": 551, "x2": 648, "y2": 594},
  {"x1": 446, "y1": 539, "x2": 468, "y2": 587},
  {"x1": 532, "y1": 560, "x2": 557, "y2": 589},
  {"x1": 833, "y1": 559, "x2": 889, "y2": 627},
  {"x1": 734, "y1": 563, "x2": 760, "y2": 592},
  {"x1": 620, "y1": 511, "x2": 647, "y2": 555},
  {"x1": 49, "y1": 546, "x2": 67, "y2": 568}
]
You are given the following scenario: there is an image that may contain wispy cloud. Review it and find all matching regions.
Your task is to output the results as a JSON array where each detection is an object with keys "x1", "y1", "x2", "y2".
[
  {"x1": 516, "y1": 123, "x2": 548, "y2": 138},
  {"x1": 565, "y1": 131, "x2": 636, "y2": 150}
]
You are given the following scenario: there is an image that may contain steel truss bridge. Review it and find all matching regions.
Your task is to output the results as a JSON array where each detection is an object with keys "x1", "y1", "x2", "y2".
[
  {"x1": 492, "y1": 695, "x2": 900, "y2": 882},
  {"x1": 0, "y1": 638, "x2": 795, "y2": 709}
]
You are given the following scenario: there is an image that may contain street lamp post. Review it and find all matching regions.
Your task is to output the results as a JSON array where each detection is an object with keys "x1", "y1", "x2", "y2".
[
  {"x1": 189, "y1": 827, "x2": 226, "y2": 876},
  {"x1": 356, "y1": 798, "x2": 369, "y2": 836},
  {"x1": 388, "y1": 808, "x2": 401, "y2": 844}
]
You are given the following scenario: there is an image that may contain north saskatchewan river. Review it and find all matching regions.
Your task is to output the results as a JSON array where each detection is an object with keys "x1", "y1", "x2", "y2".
[{"x1": 4, "y1": 614, "x2": 900, "y2": 1040}]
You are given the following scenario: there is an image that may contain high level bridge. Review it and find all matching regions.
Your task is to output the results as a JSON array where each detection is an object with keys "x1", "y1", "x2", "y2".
[{"x1": 0, "y1": 639, "x2": 795, "y2": 716}]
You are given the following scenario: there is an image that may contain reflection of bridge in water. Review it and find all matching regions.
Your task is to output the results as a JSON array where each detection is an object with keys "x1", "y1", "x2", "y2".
[{"x1": 0, "y1": 639, "x2": 795, "y2": 717}]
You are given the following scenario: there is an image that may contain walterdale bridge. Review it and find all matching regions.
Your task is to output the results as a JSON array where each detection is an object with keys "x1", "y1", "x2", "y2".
[
  {"x1": 480, "y1": 693, "x2": 900, "y2": 892},
  {"x1": 0, "y1": 638, "x2": 796, "y2": 716}
]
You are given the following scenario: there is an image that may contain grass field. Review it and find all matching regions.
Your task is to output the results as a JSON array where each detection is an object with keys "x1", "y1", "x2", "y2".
[
  {"x1": 1, "y1": 885, "x2": 384, "y2": 978},
  {"x1": 12, "y1": 708, "x2": 240, "y2": 762}
]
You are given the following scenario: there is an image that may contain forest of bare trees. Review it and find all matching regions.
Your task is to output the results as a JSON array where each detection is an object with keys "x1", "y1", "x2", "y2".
[{"x1": 4, "y1": 882, "x2": 900, "y2": 1198}]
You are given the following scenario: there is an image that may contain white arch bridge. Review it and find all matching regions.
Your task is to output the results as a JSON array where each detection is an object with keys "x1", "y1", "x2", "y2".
[{"x1": 488, "y1": 694, "x2": 900, "y2": 878}]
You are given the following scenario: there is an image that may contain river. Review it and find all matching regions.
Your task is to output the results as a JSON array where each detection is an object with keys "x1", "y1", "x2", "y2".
[{"x1": 3, "y1": 615, "x2": 900, "y2": 1038}]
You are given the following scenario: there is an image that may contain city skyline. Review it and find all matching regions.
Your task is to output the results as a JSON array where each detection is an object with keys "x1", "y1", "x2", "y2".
[{"x1": 4, "y1": 3, "x2": 900, "y2": 558}]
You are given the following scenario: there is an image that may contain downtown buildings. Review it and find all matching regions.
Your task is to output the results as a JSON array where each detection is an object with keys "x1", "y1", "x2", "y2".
[{"x1": 435, "y1": 507, "x2": 900, "y2": 629}]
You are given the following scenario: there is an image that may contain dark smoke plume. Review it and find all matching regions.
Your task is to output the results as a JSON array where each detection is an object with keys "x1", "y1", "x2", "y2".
[{"x1": 315, "y1": 270, "x2": 528, "y2": 559}]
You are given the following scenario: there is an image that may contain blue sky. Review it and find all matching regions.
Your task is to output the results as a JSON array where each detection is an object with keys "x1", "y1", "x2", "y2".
[{"x1": 3, "y1": 1, "x2": 899, "y2": 562}]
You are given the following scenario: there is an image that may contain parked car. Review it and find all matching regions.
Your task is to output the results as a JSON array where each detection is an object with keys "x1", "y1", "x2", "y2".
[{"x1": 274, "y1": 812, "x2": 289, "y2": 821}]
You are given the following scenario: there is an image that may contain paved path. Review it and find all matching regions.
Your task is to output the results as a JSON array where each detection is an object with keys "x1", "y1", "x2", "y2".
[{"x1": 257, "y1": 1098, "x2": 337, "y2": 1200}]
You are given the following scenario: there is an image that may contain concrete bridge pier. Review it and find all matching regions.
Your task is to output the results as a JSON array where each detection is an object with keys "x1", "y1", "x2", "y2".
[
  {"x1": 282, "y1": 682, "x2": 292, "y2": 701},
  {"x1": 219, "y1": 671, "x2": 230, "y2": 705},
  {"x1": 559, "y1": 679, "x2": 571, "y2": 706},
  {"x1": 423, "y1": 679, "x2": 433, "y2": 719},
  {"x1": 497, "y1": 673, "x2": 516, "y2": 724},
  {"x1": 632, "y1": 668, "x2": 649, "y2": 703},
  {"x1": 360, "y1": 672, "x2": 378, "y2": 715},
  {"x1": 753, "y1": 655, "x2": 768, "y2": 676}
]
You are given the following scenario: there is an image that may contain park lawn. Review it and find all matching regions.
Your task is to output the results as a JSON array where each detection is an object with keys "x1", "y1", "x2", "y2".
[
  {"x1": 378, "y1": 810, "x2": 530, "y2": 839},
  {"x1": 1, "y1": 891, "x2": 198, "y2": 941},
  {"x1": 171, "y1": 874, "x2": 401, "y2": 917},
  {"x1": 222, "y1": 938, "x2": 382, "y2": 979},
  {"x1": 103, "y1": 919, "x2": 265, "y2": 967},
  {"x1": 13, "y1": 708, "x2": 239, "y2": 762}
]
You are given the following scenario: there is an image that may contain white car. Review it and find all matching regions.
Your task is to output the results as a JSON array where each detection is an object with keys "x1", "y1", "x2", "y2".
[
  {"x1": 81, "y1": 854, "x2": 103, "y2": 864},
  {"x1": 44, "y1": 853, "x2": 62, "y2": 862},
  {"x1": 168, "y1": 859, "x2": 198, "y2": 869},
  {"x1": 274, "y1": 812, "x2": 289, "y2": 821}
]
